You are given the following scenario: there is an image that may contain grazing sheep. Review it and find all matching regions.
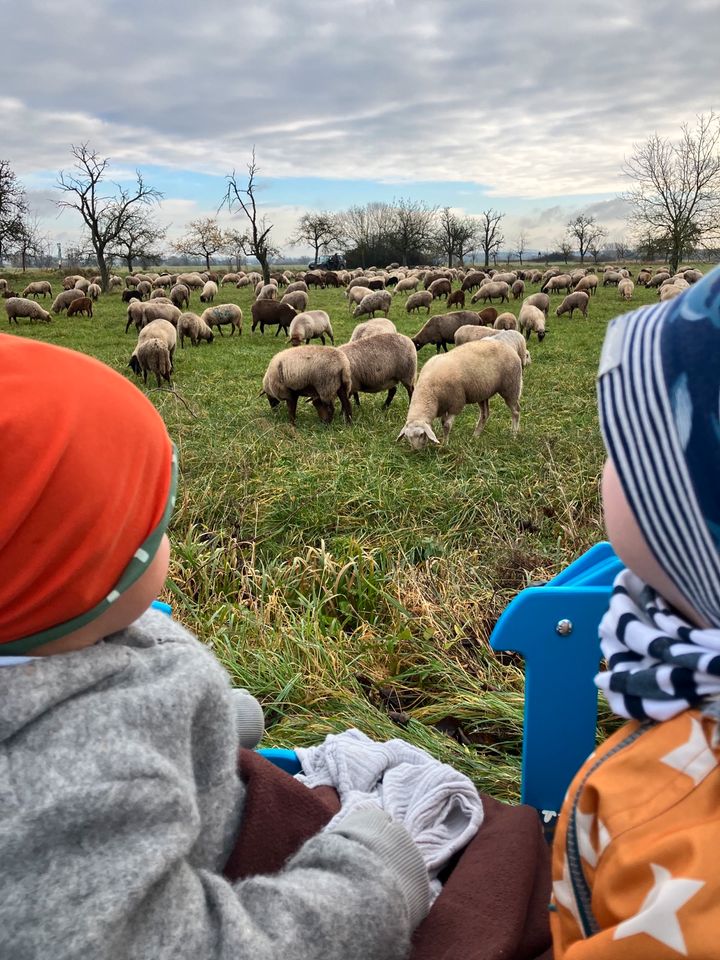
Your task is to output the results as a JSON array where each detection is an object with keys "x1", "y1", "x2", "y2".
[
  {"x1": 394, "y1": 275, "x2": 421, "y2": 295},
  {"x1": 153, "y1": 274, "x2": 173, "y2": 289},
  {"x1": 250, "y1": 300, "x2": 295, "y2": 336},
  {"x1": 236, "y1": 276, "x2": 251, "y2": 288},
  {"x1": 350, "y1": 317, "x2": 397, "y2": 341},
  {"x1": 150, "y1": 288, "x2": 167, "y2": 299},
  {"x1": 346, "y1": 286, "x2": 374, "y2": 311},
  {"x1": 493, "y1": 329, "x2": 532, "y2": 368},
  {"x1": 304, "y1": 272, "x2": 325, "y2": 289},
  {"x1": 602, "y1": 271, "x2": 623, "y2": 287},
  {"x1": 446, "y1": 289, "x2": 466, "y2": 309},
  {"x1": 122, "y1": 289, "x2": 142, "y2": 303},
  {"x1": 411, "y1": 311, "x2": 484, "y2": 353},
  {"x1": 288, "y1": 310, "x2": 334, "y2": 346},
  {"x1": 518, "y1": 304, "x2": 546, "y2": 341},
  {"x1": 262, "y1": 346, "x2": 353, "y2": 425},
  {"x1": 555, "y1": 291, "x2": 590, "y2": 318},
  {"x1": 285, "y1": 280, "x2": 309, "y2": 295},
  {"x1": 136, "y1": 280, "x2": 152, "y2": 299},
  {"x1": 659, "y1": 283, "x2": 685, "y2": 302},
  {"x1": 52, "y1": 289, "x2": 85, "y2": 314},
  {"x1": 0, "y1": 279, "x2": 7, "y2": 292},
  {"x1": 125, "y1": 300, "x2": 146, "y2": 332},
  {"x1": 346, "y1": 276, "x2": 372, "y2": 293},
  {"x1": 338, "y1": 333, "x2": 416, "y2": 408},
  {"x1": 108, "y1": 276, "x2": 123, "y2": 290},
  {"x1": 128, "y1": 319, "x2": 177, "y2": 387},
  {"x1": 618, "y1": 279, "x2": 635, "y2": 301},
  {"x1": 511, "y1": 279, "x2": 525, "y2": 300},
  {"x1": 454, "y1": 325, "x2": 497, "y2": 346},
  {"x1": 493, "y1": 312, "x2": 517, "y2": 330},
  {"x1": 170, "y1": 283, "x2": 190, "y2": 310},
  {"x1": 86, "y1": 283, "x2": 102, "y2": 301},
  {"x1": 428, "y1": 278, "x2": 452, "y2": 300},
  {"x1": 471, "y1": 281, "x2": 510, "y2": 304},
  {"x1": 199, "y1": 281, "x2": 218, "y2": 303},
  {"x1": 202, "y1": 303, "x2": 244, "y2": 336},
  {"x1": 541, "y1": 274, "x2": 573, "y2": 294},
  {"x1": 477, "y1": 306, "x2": 498, "y2": 326},
  {"x1": 493, "y1": 272, "x2": 517, "y2": 285},
  {"x1": 67, "y1": 297, "x2": 93, "y2": 318},
  {"x1": 21, "y1": 281, "x2": 52, "y2": 299},
  {"x1": 574, "y1": 275, "x2": 598, "y2": 296},
  {"x1": 636, "y1": 269, "x2": 652, "y2": 286},
  {"x1": 280, "y1": 290, "x2": 309, "y2": 313},
  {"x1": 141, "y1": 302, "x2": 182, "y2": 327},
  {"x1": 5, "y1": 297, "x2": 52, "y2": 325},
  {"x1": 353, "y1": 290, "x2": 392, "y2": 320},
  {"x1": 646, "y1": 272, "x2": 671, "y2": 288},
  {"x1": 683, "y1": 268, "x2": 703, "y2": 284},
  {"x1": 63, "y1": 275, "x2": 84, "y2": 290},
  {"x1": 178, "y1": 312, "x2": 215, "y2": 347},
  {"x1": 570, "y1": 270, "x2": 586, "y2": 286},
  {"x1": 176, "y1": 272, "x2": 205, "y2": 290},
  {"x1": 460, "y1": 271, "x2": 487, "y2": 292},
  {"x1": 255, "y1": 282, "x2": 277, "y2": 301},
  {"x1": 663, "y1": 275, "x2": 689, "y2": 290},
  {"x1": 541, "y1": 269, "x2": 560, "y2": 285},
  {"x1": 367, "y1": 278, "x2": 386, "y2": 291},
  {"x1": 406, "y1": 290, "x2": 433, "y2": 315},
  {"x1": 397, "y1": 338, "x2": 522, "y2": 448},
  {"x1": 523, "y1": 292, "x2": 550, "y2": 316},
  {"x1": 220, "y1": 273, "x2": 240, "y2": 286}
]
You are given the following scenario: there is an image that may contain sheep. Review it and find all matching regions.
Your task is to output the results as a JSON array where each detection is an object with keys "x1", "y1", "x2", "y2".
[
  {"x1": 338, "y1": 333, "x2": 416, "y2": 409},
  {"x1": 659, "y1": 283, "x2": 685, "y2": 302},
  {"x1": 367, "y1": 277, "x2": 386, "y2": 291},
  {"x1": 129, "y1": 319, "x2": 177, "y2": 387},
  {"x1": 255, "y1": 282, "x2": 277, "y2": 301},
  {"x1": 288, "y1": 310, "x2": 334, "y2": 346},
  {"x1": 122, "y1": 290, "x2": 142, "y2": 303},
  {"x1": 394, "y1": 275, "x2": 421, "y2": 295},
  {"x1": 153, "y1": 274, "x2": 173, "y2": 289},
  {"x1": 493, "y1": 272, "x2": 517, "y2": 285},
  {"x1": 170, "y1": 283, "x2": 190, "y2": 310},
  {"x1": 285, "y1": 280, "x2": 309, "y2": 295},
  {"x1": 396, "y1": 338, "x2": 522, "y2": 448},
  {"x1": 663, "y1": 275, "x2": 689, "y2": 290},
  {"x1": 454, "y1": 325, "x2": 498, "y2": 346},
  {"x1": 428, "y1": 278, "x2": 452, "y2": 300},
  {"x1": 477, "y1": 306, "x2": 498, "y2": 326},
  {"x1": 199, "y1": 280, "x2": 218, "y2": 303},
  {"x1": 493, "y1": 312, "x2": 517, "y2": 330},
  {"x1": 446, "y1": 289, "x2": 466, "y2": 309},
  {"x1": 125, "y1": 300, "x2": 146, "y2": 332},
  {"x1": 198, "y1": 303, "x2": 243, "y2": 336},
  {"x1": 570, "y1": 270, "x2": 586, "y2": 286},
  {"x1": 150, "y1": 288, "x2": 167, "y2": 299},
  {"x1": 176, "y1": 272, "x2": 205, "y2": 290},
  {"x1": 460, "y1": 271, "x2": 487, "y2": 292},
  {"x1": 646, "y1": 272, "x2": 671, "y2": 288},
  {"x1": 346, "y1": 276, "x2": 372, "y2": 293},
  {"x1": 136, "y1": 280, "x2": 152, "y2": 299},
  {"x1": 518, "y1": 304, "x2": 546, "y2": 341},
  {"x1": 220, "y1": 273, "x2": 239, "y2": 286},
  {"x1": 246, "y1": 272, "x2": 262, "y2": 285},
  {"x1": 493, "y1": 329, "x2": 532, "y2": 368},
  {"x1": 555, "y1": 291, "x2": 590, "y2": 318},
  {"x1": 250, "y1": 300, "x2": 295, "y2": 336},
  {"x1": 574, "y1": 274, "x2": 598, "y2": 296},
  {"x1": 346, "y1": 286, "x2": 374, "y2": 311},
  {"x1": 411, "y1": 311, "x2": 484, "y2": 353},
  {"x1": 353, "y1": 290, "x2": 392, "y2": 320},
  {"x1": 108, "y1": 276, "x2": 123, "y2": 290},
  {"x1": 141, "y1": 302, "x2": 182, "y2": 327},
  {"x1": 350, "y1": 317, "x2": 397, "y2": 341},
  {"x1": 0, "y1": 279, "x2": 7, "y2": 292},
  {"x1": 541, "y1": 274, "x2": 573, "y2": 294},
  {"x1": 86, "y1": 283, "x2": 102, "y2": 301},
  {"x1": 67, "y1": 297, "x2": 93, "y2": 318},
  {"x1": 52, "y1": 289, "x2": 85, "y2": 314},
  {"x1": 406, "y1": 290, "x2": 433, "y2": 314},
  {"x1": 262, "y1": 346, "x2": 353, "y2": 425},
  {"x1": 236, "y1": 276, "x2": 251, "y2": 288},
  {"x1": 5, "y1": 297, "x2": 52, "y2": 324},
  {"x1": 683, "y1": 268, "x2": 703, "y2": 284},
  {"x1": 21, "y1": 281, "x2": 52, "y2": 299},
  {"x1": 636, "y1": 269, "x2": 652, "y2": 286},
  {"x1": 471, "y1": 281, "x2": 510, "y2": 304},
  {"x1": 304, "y1": 272, "x2": 325, "y2": 289},
  {"x1": 618, "y1": 279, "x2": 635, "y2": 301},
  {"x1": 523, "y1": 292, "x2": 550, "y2": 316},
  {"x1": 178, "y1": 312, "x2": 215, "y2": 348},
  {"x1": 63, "y1": 275, "x2": 84, "y2": 290},
  {"x1": 280, "y1": 290, "x2": 309, "y2": 313},
  {"x1": 511, "y1": 279, "x2": 525, "y2": 300},
  {"x1": 602, "y1": 271, "x2": 623, "y2": 287}
]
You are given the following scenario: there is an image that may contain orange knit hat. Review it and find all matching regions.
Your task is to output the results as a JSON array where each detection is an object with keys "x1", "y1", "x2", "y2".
[{"x1": 0, "y1": 334, "x2": 176, "y2": 654}]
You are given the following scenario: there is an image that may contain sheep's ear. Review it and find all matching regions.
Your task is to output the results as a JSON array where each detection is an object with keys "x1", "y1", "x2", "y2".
[
  {"x1": 424, "y1": 424, "x2": 441, "y2": 445},
  {"x1": 396, "y1": 427, "x2": 407, "y2": 442}
]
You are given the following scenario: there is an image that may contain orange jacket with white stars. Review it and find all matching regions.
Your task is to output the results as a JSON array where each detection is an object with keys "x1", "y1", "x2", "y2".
[{"x1": 550, "y1": 707, "x2": 720, "y2": 958}]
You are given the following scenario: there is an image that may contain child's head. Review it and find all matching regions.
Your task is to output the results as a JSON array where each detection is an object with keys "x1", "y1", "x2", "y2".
[
  {"x1": 597, "y1": 268, "x2": 720, "y2": 628},
  {"x1": 0, "y1": 335, "x2": 176, "y2": 656}
]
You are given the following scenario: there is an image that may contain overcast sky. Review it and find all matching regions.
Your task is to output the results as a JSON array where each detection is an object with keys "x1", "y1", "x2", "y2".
[{"x1": 3, "y1": 0, "x2": 719, "y2": 256}]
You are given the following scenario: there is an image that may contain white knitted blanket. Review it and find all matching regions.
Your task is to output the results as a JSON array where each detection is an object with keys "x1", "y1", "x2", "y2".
[{"x1": 295, "y1": 728, "x2": 483, "y2": 899}]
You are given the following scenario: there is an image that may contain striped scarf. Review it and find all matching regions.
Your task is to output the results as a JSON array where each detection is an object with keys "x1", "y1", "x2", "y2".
[{"x1": 597, "y1": 569, "x2": 720, "y2": 721}]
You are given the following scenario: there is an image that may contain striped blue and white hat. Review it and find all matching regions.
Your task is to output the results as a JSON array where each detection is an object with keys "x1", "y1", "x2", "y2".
[{"x1": 597, "y1": 266, "x2": 720, "y2": 628}]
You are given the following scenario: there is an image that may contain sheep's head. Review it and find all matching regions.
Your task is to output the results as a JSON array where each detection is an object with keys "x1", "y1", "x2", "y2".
[{"x1": 396, "y1": 422, "x2": 440, "y2": 450}]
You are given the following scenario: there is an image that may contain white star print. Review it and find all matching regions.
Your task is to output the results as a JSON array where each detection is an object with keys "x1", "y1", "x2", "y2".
[
  {"x1": 576, "y1": 810, "x2": 598, "y2": 868},
  {"x1": 552, "y1": 854, "x2": 582, "y2": 931},
  {"x1": 661, "y1": 716, "x2": 717, "y2": 786},
  {"x1": 614, "y1": 863, "x2": 704, "y2": 955}
]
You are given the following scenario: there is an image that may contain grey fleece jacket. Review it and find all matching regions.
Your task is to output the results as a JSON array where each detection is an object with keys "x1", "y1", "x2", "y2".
[{"x1": 0, "y1": 609, "x2": 429, "y2": 960}]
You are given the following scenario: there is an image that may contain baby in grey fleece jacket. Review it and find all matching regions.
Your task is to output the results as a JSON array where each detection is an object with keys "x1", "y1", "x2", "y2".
[{"x1": 0, "y1": 336, "x2": 430, "y2": 960}]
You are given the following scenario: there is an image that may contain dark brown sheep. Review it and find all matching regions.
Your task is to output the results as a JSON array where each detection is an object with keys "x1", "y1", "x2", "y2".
[
  {"x1": 447, "y1": 289, "x2": 466, "y2": 309},
  {"x1": 67, "y1": 297, "x2": 93, "y2": 318},
  {"x1": 250, "y1": 299, "x2": 297, "y2": 335}
]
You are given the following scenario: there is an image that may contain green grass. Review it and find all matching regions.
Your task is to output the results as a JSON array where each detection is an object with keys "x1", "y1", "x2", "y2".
[{"x1": 1, "y1": 264, "x2": 697, "y2": 798}]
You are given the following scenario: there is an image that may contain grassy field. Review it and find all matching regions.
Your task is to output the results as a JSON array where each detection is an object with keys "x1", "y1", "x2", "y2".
[{"x1": 0, "y1": 265, "x2": 691, "y2": 799}]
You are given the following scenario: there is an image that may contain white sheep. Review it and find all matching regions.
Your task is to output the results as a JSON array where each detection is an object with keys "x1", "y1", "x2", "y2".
[
  {"x1": 453, "y1": 325, "x2": 497, "y2": 346},
  {"x1": 128, "y1": 319, "x2": 177, "y2": 387},
  {"x1": 21, "y1": 281, "x2": 52, "y2": 299},
  {"x1": 142, "y1": 302, "x2": 182, "y2": 327},
  {"x1": 518, "y1": 304, "x2": 546, "y2": 341},
  {"x1": 201, "y1": 303, "x2": 243, "y2": 336},
  {"x1": 288, "y1": 310, "x2": 334, "y2": 346},
  {"x1": 262, "y1": 346, "x2": 353, "y2": 425},
  {"x1": 178, "y1": 312, "x2": 215, "y2": 347},
  {"x1": 52, "y1": 289, "x2": 85, "y2": 314},
  {"x1": 405, "y1": 290, "x2": 433, "y2": 314},
  {"x1": 280, "y1": 290, "x2": 309, "y2": 313},
  {"x1": 353, "y1": 290, "x2": 392, "y2": 320},
  {"x1": 199, "y1": 281, "x2": 218, "y2": 303},
  {"x1": 397, "y1": 338, "x2": 522, "y2": 448},
  {"x1": 493, "y1": 312, "x2": 517, "y2": 330},
  {"x1": 255, "y1": 282, "x2": 278, "y2": 301},
  {"x1": 471, "y1": 281, "x2": 510, "y2": 304},
  {"x1": 338, "y1": 333, "x2": 416, "y2": 408},
  {"x1": 5, "y1": 297, "x2": 52, "y2": 325},
  {"x1": 393, "y1": 276, "x2": 420, "y2": 295},
  {"x1": 346, "y1": 286, "x2": 373, "y2": 312},
  {"x1": 87, "y1": 283, "x2": 102, "y2": 301},
  {"x1": 492, "y1": 329, "x2": 532, "y2": 367},
  {"x1": 73, "y1": 278, "x2": 90, "y2": 292},
  {"x1": 618, "y1": 279, "x2": 635, "y2": 301},
  {"x1": 350, "y1": 317, "x2": 397, "y2": 341}
]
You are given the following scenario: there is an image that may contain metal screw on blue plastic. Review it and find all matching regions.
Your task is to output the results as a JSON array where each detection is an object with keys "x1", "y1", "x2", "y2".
[{"x1": 555, "y1": 619, "x2": 573, "y2": 636}]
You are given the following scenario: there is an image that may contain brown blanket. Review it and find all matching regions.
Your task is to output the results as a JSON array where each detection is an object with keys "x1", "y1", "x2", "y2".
[{"x1": 225, "y1": 750, "x2": 552, "y2": 960}]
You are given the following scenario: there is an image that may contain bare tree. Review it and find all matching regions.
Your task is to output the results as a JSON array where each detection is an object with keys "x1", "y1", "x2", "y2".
[
  {"x1": 341, "y1": 204, "x2": 371, "y2": 268},
  {"x1": 514, "y1": 231, "x2": 529, "y2": 266},
  {"x1": 0, "y1": 160, "x2": 28, "y2": 264},
  {"x1": 13, "y1": 215, "x2": 46, "y2": 272},
  {"x1": 477, "y1": 209, "x2": 505, "y2": 268},
  {"x1": 223, "y1": 228, "x2": 249, "y2": 271},
  {"x1": 436, "y1": 207, "x2": 478, "y2": 267},
  {"x1": 173, "y1": 217, "x2": 227, "y2": 271},
  {"x1": 558, "y1": 238, "x2": 574, "y2": 264},
  {"x1": 112, "y1": 209, "x2": 166, "y2": 272},
  {"x1": 566, "y1": 214, "x2": 606, "y2": 264},
  {"x1": 291, "y1": 211, "x2": 344, "y2": 266},
  {"x1": 56, "y1": 144, "x2": 162, "y2": 290},
  {"x1": 222, "y1": 148, "x2": 276, "y2": 284},
  {"x1": 613, "y1": 238, "x2": 629, "y2": 261},
  {"x1": 623, "y1": 113, "x2": 720, "y2": 274},
  {"x1": 392, "y1": 197, "x2": 437, "y2": 267}
]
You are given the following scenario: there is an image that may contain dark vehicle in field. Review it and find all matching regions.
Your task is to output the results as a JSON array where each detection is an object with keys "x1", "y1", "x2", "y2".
[{"x1": 308, "y1": 253, "x2": 346, "y2": 270}]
